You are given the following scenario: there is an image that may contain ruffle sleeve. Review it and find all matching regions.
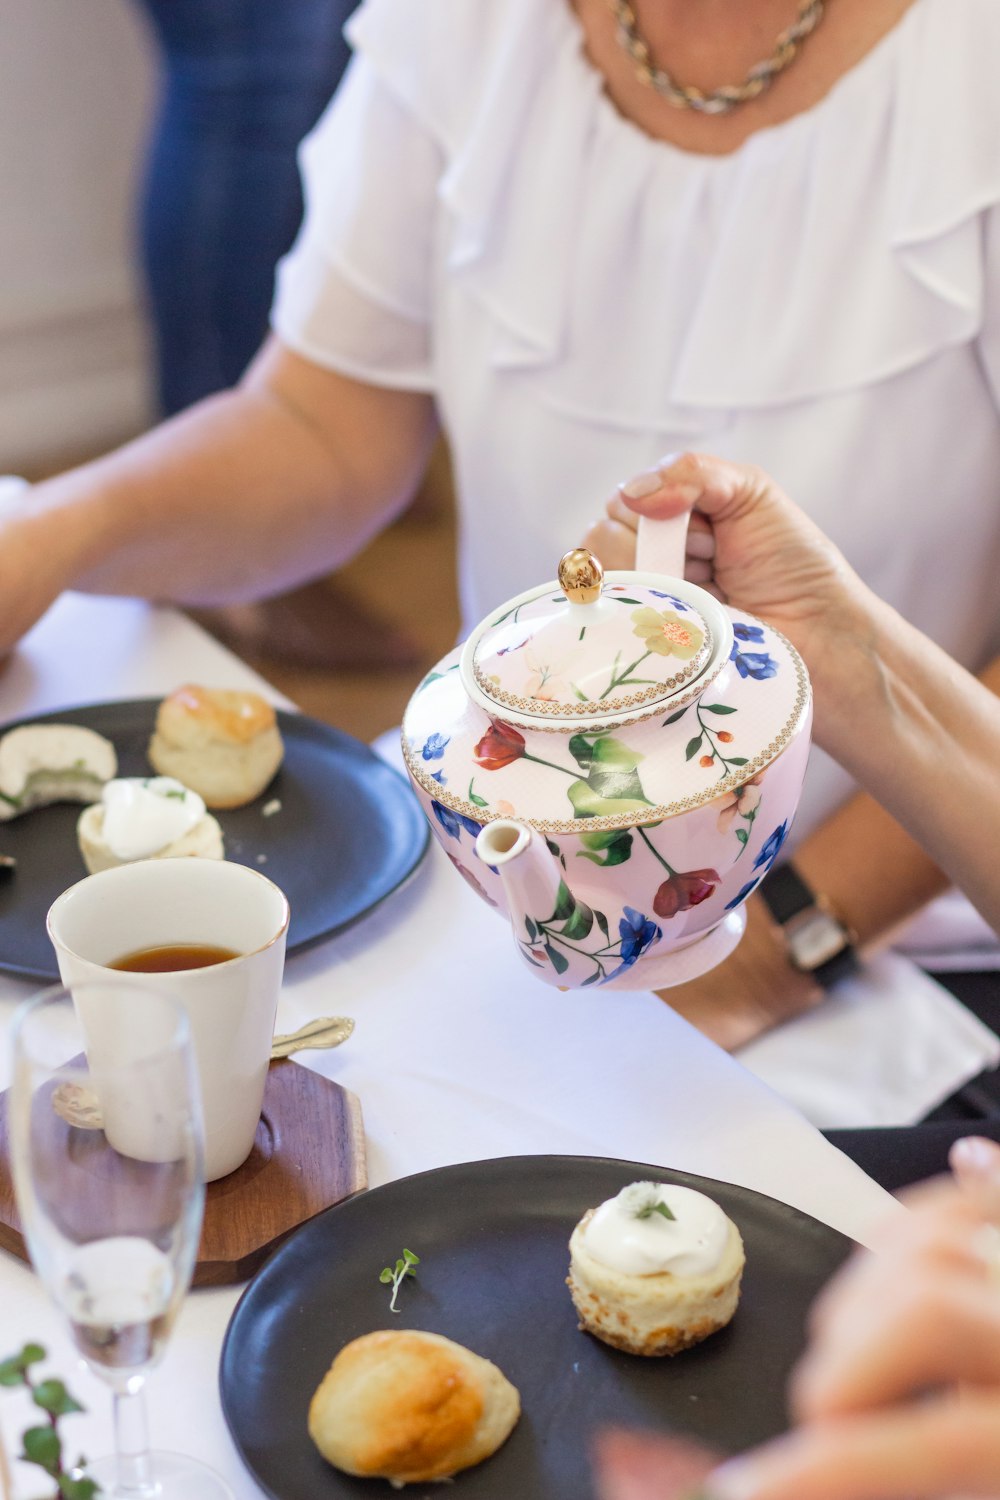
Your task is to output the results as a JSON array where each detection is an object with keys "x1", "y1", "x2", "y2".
[{"x1": 275, "y1": 0, "x2": 1000, "y2": 427}]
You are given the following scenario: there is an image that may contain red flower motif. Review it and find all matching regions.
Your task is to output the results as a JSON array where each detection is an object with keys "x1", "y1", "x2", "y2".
[
  {"x1": 474, "y1": 720, "x2": 526, "y2": 771},
  {"x1": 653, "y1": 869, "x2": 721, "y2": 919}
]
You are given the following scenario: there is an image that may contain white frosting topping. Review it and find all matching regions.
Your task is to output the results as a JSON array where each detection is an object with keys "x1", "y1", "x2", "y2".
[
  {"x1": 100, "y1": 777, "x2": 206, "y2": 860},
  {"x1": 579, "y1": 1181, "x2": 729, "y2": 1277}
]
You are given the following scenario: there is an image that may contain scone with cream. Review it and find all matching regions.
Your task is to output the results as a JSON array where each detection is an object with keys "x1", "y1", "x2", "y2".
[
  {"x1": 0, "y1": 724, "x2": 117, "y2": 821},
  {"x1": 148, "y1": 685, "x2": 284, "y2": 808},
  {"x1": 567, "y1": 1180, "x2": 744, "y2": 1356},
  {"x1": 308, "y1": 1329, "x2": 520, "y2": 1486},
  {"x1": 77, "y1": 777, "x2": 224, "y2": 874}
]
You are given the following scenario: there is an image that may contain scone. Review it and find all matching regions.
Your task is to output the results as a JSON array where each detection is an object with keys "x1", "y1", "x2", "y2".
[
  {"x1": 148, "y1": 685, "x2": 284, "y2": 808},
  {"x1": 77, "y1": 776, "x2": 224, "y2": 874},
  {"x1": 308, "y1": 1329, "x2": 520, "y2": 1486},
  {"x1": 567, "y1": 1180, "x2": 744, "y2": 1356},
  {"x1": 0, "y1": 724, "x2": 117, "y2": 821}
]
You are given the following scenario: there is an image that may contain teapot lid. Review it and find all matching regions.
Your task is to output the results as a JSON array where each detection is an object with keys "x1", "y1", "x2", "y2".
[{"x1": 467, "y1": 550, "x2": 723, "y2": 726}]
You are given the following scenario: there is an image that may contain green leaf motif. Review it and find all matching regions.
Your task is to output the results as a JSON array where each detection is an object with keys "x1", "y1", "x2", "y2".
[
  {"x1": 728, "y1": 757, "x2": 750, "y2": 766},
  {"x1": 524, "y1": 915, "x2": 538, "y2": 942},
  {"x1": 703, "y1": 703, "x2": 737, "y2": 715},
  {"x1": 567, "y1": 781, "x2": 652, "y2": 820},
  {"x1": 685, "y1": 735, "x2": 704, "y2": 761},
  {"x1": 735, "y1": 829, "x2": 749, "y2": 845},
  {"x1": 466, "y1": 778, "x2": 488, "y2": 808},
  {"x1": 577, "y1": 828, "x2": 634, "y2": 867},
  {"x1": 608, "y1": 596, "x2": 642, "y2": 604},
  {"x1": 567, "y1": 734, "x2": 596, "y2": 772},
  {"x1": 589, "y1": 737, "x2": 645, "y2": 772},
  {"x1": 544, "y1": 942, "x2": 570, "y2": 976},
  {"x1": 22, "y1": 1424, "x2": 61, "y2": 1475},
  {"x1": 558, "y1": 900, "x2": 594, "y2": 943},
  {"x1": 662, "y1": 705, "x2": 690, "y2": 725},
  {"x1": 549, "y1": 880, "x2": 576, "y2": 923},
  {"x1": 595, "y1": 909, "x2": 610, "y2": 941},
  {"x1": 33, "y1": 1379, "x2": 83, "y2": 1418}
]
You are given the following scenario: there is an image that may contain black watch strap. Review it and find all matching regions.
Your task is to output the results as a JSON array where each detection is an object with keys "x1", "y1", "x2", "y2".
[{"x1": 759, "y1": 863, "x2": 859, "y2": 990}]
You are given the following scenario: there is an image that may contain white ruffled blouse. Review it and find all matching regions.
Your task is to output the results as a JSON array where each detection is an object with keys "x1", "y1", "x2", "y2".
[{"x1": 273, "y1": 0, "x2": 1000, "y2": 872}]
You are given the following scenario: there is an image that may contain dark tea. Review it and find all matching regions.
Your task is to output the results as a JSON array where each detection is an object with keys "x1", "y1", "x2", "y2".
[{"x1": 110, "y1": 944, "x2": 240, "y2": 973}]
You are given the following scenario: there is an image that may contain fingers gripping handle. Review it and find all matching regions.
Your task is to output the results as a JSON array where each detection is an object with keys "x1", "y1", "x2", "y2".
[{"x1": 636, "y1": 510, "x2": 690, "y2": 582}]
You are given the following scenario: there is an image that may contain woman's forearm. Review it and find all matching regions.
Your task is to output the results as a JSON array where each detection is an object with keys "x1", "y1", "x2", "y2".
[
  {"x1": 11, "y1": 343, "x2": 439, "y2": 612},
  {"x1": 805, "y1": 584, "x2": 1000, "y2": 937}
]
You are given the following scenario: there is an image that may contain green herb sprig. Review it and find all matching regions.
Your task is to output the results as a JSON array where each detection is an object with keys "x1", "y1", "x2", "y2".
[
  {"x1": 0, "y1": 1343, "x2": 99, "y2": 1498},
  {"x1": 635, "y1": 1200, "x2": 676, "y2": 1223},
  {"x1": 379, "y1": 1249, "x2": 420, "y2": 1313}
]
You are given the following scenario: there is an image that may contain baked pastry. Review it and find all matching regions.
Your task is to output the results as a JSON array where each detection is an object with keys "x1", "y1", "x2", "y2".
[
  {"x1": 147, "y1": 685, "x2": 284, "y2": 809},
  {"x1": 308, "y1": 1329, "x2": 520, "y2": 1486},
  {"x1": 0, "y1": 724, "x2": 117, "y2": 821},
  {"x1": 567, "y1": 1180, "x2": 744, "y2": 1356},
  {"x1": 77, "y1": 776, "x2": 224, "y2": 874}
]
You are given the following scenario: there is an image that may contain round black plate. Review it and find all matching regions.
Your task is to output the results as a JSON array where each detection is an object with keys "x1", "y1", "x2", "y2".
[
  {"x1": 0, "y1": 699, "x2": 428, "y2": 981},
  {"x1": 219, "y1": 1155, "x2": 852, "y2": 1500}
]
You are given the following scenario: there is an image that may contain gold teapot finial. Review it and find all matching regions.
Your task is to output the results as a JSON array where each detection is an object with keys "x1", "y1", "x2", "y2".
[{"x1": 558, "y1": 548, "x2": 604, "y2": 605}]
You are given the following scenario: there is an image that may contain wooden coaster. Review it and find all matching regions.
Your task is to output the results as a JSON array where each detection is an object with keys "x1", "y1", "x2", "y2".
[{"x1": 0, "y1": 1059, "x2": 367, "y2": 1287}]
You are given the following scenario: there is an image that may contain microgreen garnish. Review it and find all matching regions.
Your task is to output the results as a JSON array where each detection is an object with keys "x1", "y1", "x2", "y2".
[
  {"x1": 0, "y1": 1342, "x2": 99, "y2": 1497},
  {"x1": 163, "y1": 789, "x2": 187, "y2": 801},
  {"x1": 379, "y1": 1248, "x2": 420, "y2": 1312},
  {"x1": 618, "y1": 1181, "x2": 677, "y2": 1222}
]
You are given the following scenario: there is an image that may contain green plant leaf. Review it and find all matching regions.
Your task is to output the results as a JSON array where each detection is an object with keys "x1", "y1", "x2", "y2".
[
  {"x1": 0, "y1": 1361, "x2": 25, "y2": 1387},
  {"x1": 20, "y1": 1344, "x2": 46, "y2": 1367},
  {"x1": 22, "y1": 1424, "x2": 61, "y2": 1474},
  {"x1": 33, "y1": 1379, "x2": 83, "y2": 1418},
  {"x1": 59, "y1": 1475, "x2": 99, "y2": 1500},
  {"x1": 402, "y1": 1249, "x2": 420, "y2": 1265},
  {"x1": 379, "y1": 1268, "x2": 393, "y2": 1284},
  {"x1": 702, "y1": 703, "x2": 737, "y2": 714},
  {"x1": 685, "y1": 735, "x2": 704, "y2": 761},
  {"x1": 543, "y1": 942, "x2": 570, "y2": 976}
]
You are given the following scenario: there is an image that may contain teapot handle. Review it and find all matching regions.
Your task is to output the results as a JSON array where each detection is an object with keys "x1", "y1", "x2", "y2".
[{"x1": 636, "y1": 509, "x2": 690, "y2": 582}]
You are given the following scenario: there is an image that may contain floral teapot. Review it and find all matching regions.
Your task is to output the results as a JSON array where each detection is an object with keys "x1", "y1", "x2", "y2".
[{"x1": 401, "y1": 513, "x2": 811, "y2": 990}]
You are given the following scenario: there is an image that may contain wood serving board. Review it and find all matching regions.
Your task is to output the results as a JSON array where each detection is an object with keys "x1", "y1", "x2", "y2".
[{"x1": 0, "y1": 1059, "x2": 367, "y2": 1287}]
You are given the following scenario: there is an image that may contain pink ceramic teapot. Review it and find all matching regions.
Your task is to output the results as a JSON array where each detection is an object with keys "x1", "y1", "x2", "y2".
[{"x1": 401, "y1": 514, "x2": 811, "y2": 989}]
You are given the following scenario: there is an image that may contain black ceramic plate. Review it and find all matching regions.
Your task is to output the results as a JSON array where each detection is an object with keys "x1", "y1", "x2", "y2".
[
  {"x1": 220, "y1": 1155, "x2": 852, "y2": 1500},
  {"x1": 0, "y1": 699, "x2": 428, "y2": 980}
]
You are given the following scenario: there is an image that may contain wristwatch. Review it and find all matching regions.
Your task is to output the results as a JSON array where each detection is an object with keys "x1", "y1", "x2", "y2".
[{"x1": 759, "y1": 863, "x2": 859, "y2": 989}]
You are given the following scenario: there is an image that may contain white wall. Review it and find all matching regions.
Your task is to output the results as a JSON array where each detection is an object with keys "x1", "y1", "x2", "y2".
[{"x1": 0, "y1": 0, "x2": 156, "y2": 471}]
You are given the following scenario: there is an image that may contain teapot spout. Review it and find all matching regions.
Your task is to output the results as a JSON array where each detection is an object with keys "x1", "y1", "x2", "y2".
[{"x1": 475, "y1": 820, "x2": 568, "y2": 980}]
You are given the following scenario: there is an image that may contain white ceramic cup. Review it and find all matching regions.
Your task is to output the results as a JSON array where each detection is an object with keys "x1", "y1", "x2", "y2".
[{"x1": 47, "y1": 859, "x2": 289, "y2": 1181}]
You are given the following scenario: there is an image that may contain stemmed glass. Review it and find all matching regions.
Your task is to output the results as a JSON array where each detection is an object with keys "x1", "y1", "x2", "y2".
[{"x1": 7, "y1": 983, "x2": 233, "y2": 1499}]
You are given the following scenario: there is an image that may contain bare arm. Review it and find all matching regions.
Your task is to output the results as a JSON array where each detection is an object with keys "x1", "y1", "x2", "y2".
[
  {"x1": 0, "y1": 337, "x2": 438, "y2": 647},
  {"x1": 587, "y1": 453, "x2": 1000, "y2": 1044}
]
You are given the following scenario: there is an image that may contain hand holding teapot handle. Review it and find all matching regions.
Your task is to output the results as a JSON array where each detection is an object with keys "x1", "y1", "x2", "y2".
[{"x1": 586, "y1": 451, "x2": 867, "y2": 674}]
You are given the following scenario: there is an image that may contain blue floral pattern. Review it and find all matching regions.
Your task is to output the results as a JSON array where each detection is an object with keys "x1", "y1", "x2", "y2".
[
  {"x1": 607, "y1": 907, "x2": 662, "y2": 981},
  {"x1": 725, "y1": 878, "x2": 761, "y2": 910},
  {"x1": 730, "y1": 622, "x2": 778, "y2": 681},
  {"x1": 431, "y1": 800, "x2": 482, "y2": 842},
  {"x1": 753, "y1": 821, "x2": 788, "y2": 873},
  {"x1": 421, "y1": 733, "x2": 450, "y2": 760}
]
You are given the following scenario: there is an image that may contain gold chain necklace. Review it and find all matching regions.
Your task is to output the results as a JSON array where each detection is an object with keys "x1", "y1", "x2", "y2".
[{"x1": 608, "y1": 0, "x2": 827, "y2": 115}]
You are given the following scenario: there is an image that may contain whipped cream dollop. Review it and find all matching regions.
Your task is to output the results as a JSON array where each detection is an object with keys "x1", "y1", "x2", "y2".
[
  {"x1": 579, "y1": 1181, "x2": 729, "y2": 1277},
  {"x1": 100, "y1": 777, "x2": 206, "y2": 860}
]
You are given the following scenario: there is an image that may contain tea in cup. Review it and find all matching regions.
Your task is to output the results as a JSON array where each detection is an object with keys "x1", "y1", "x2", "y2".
[{"x1": 47, "y1": 859, "x2": 289, "y2": 1180}]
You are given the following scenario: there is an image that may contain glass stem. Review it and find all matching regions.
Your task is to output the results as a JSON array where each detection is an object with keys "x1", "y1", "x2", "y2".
[{"x1": 112, "y1": 1379, "x2": 157, "y2": 1497}]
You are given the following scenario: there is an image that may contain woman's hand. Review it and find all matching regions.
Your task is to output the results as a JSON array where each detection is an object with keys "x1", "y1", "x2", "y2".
[
  {"x1": 595, "y1": 1138, "x2": 1000, "y2": 1500},
  {"x1": 582, "y1": 451, "x2": 873, "y2": 710}
]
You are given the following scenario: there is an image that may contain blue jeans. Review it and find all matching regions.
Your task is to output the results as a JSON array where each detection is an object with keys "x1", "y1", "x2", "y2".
[{"x1": 136, "y1": 0, "x2": 356, "y2": 414}]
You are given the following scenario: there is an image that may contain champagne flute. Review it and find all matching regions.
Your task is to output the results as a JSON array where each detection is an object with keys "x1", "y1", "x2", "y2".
[{"x1": 8, "y1": 983, "x2": 233, "y2": 1499}]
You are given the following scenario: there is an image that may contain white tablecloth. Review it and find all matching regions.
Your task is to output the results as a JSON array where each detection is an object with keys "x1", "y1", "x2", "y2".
[{"x1": 0, "y1": 594, "x2": 898, "y2": 1497}]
